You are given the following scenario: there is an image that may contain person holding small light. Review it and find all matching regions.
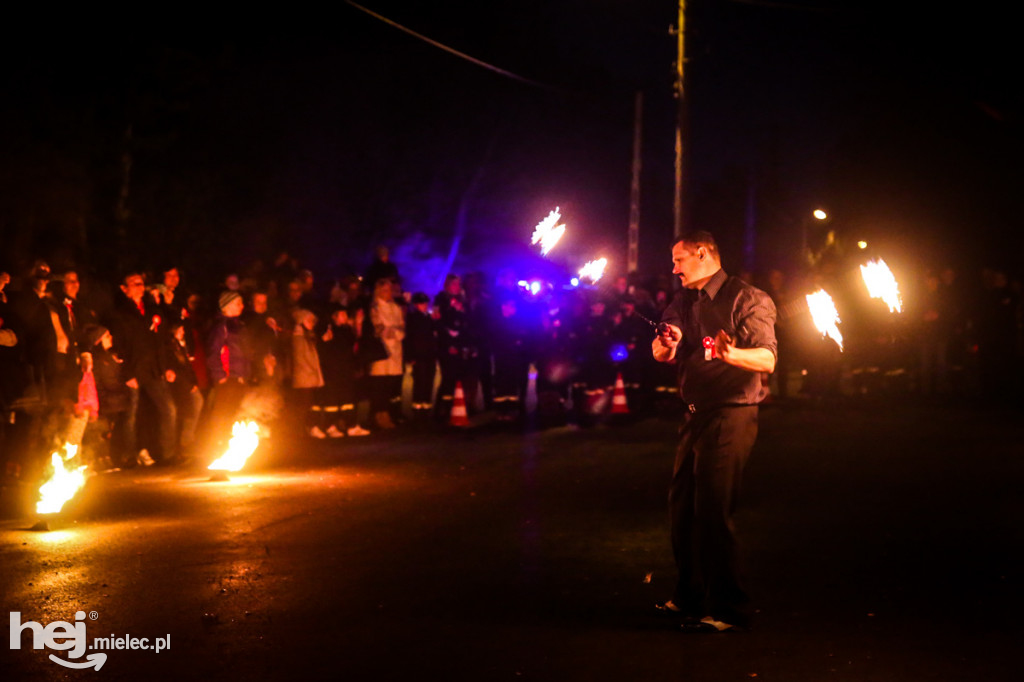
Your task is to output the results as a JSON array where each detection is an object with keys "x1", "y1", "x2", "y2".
[{"x1": 653, "y1": 231, "x2": 777, "y2": 633}]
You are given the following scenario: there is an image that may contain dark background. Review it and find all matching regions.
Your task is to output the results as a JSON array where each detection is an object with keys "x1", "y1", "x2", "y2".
[{"x1": 1, "y1": 1, "x2": 1020, "y2": 292}]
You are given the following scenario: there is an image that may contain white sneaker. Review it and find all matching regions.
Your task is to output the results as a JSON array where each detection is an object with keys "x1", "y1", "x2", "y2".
[
  {"x1": 346, "y1": 425, "x2": 371, "y2": 437},
  {"x1": 309, "y1": 426, "x2": 327, "y2": 439},
  {"x1": 325, "y1": 424, "x2": 344, "y2": 438},
  {"x1": 137, "y1": 449, "x2": 155, "y2": 466}
]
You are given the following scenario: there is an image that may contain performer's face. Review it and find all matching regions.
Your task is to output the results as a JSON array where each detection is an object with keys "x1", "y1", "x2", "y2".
[{"x1": 671, "y1": 243, "x2": 708, "y2": 289}]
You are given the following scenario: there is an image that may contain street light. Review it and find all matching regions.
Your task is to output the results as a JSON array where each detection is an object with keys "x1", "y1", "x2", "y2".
[{"x1": 803, "y1": 209, "x2": 829, "y2": 263}]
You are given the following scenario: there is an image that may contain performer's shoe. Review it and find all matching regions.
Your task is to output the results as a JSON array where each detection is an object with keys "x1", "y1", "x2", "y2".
[
  {"x1": 347, "y1": 425, "x2": 371, "y2": 437},
  {"x1": 325, "y1": 425, "x2": 345, "y2": 438},
  {"x1": 681, "y1": 614, "x2": 749, "y2": 634},
  {"x1": 309, "y1": 426, "x2": 327, "y2": 439},
  {"x1": 654, "y1": 600, "x2": 701, "y2": 623}
]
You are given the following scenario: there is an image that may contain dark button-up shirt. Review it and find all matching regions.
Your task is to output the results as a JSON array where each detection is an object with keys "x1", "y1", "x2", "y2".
[{"x1": 661, "y1": 269, "x2": 777, "y2": 410}]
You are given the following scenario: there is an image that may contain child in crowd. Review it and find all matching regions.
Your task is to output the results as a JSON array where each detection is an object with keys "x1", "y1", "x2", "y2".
[
  {"x1": 80, "y1": 325, "x2": 130, "y2": 469},
  {"x1": 291, "y1": 309, "x2": 326, "y2": 438},
  {"x1": 317, "y1": 305, "x2": 370, "y2": 437},
  {"x1": 404, "y1": 292, "x2": 437, "y2": 414},
  {"x1": 161, "y1": 321, "x2": 204, "y2": 459}
]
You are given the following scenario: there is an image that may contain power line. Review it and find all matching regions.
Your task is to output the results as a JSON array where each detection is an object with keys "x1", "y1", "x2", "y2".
[{"x1": 345, "y1": 1, "x2": 561, "y2": 91}]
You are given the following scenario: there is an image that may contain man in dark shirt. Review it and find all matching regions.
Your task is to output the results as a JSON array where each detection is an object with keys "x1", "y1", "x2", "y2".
[{"x1": 653, "y1": 231, "x2": 777, "y2": 632}]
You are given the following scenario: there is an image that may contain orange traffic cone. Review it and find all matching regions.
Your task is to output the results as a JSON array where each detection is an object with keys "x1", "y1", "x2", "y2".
[
  {"x1": 450, "y1": 381, "x2": 470, "y2": 427},
  {"x1": 610, "y1": 373, "x2": 629, "y2": 415}
]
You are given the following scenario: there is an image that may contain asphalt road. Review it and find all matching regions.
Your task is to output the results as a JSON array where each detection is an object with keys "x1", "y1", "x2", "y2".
[{"x1": 3, "y1": 400, "x2": 1023, "y2": 681}]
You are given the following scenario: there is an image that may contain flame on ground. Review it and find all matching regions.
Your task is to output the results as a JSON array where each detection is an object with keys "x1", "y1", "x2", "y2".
[
  {"x1": 860, "y1": 258, "x2": 903, "y2": 313},
  {"x1": 208, "y1": 421, "x2": 261, "y2": 472},
  {"x1": 37, "y1": 444, "x2": 88, "y2": 515},
  {"x1": 806, "y1": 289, "x2": 844, "y2": 351},
  {"x1": 531, "y1": 207, "x2": 567, "y2": 256},
  {"x1": 578, "y1": 258, "x2": 608, "y2": 284}
]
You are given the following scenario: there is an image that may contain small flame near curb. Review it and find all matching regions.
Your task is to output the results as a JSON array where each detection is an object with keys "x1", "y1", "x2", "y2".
[
  {"x1": 36, "y1": 444, "x2": 88, "y2": 515},
  {"x1": 208, "y1": 421, "x2": 261, "y2": 473}
]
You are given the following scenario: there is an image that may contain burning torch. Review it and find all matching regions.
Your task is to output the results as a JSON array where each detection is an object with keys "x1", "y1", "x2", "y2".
[{"x1": 531, "y1": 208, "x2": 566, "y2": 256}]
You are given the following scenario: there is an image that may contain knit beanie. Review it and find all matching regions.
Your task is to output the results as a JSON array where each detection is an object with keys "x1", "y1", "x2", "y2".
[{"x1": 219, "y1": 290, "x2": 242, "y2": 311}]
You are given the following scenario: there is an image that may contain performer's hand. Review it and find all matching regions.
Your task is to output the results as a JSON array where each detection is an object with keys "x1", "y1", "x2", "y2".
[
  {"x1": 165, "y1": 369, "x2": 176, "y2": 383},
  {"x1": 656, "y1": 323, "x2": 682, "y2": 349},
  {"x1": 714, "y1": 329, "x2": 735, "y2": 361},
  {"x1": 126, "y1": 377, "x2": 139, "y2": 389}
]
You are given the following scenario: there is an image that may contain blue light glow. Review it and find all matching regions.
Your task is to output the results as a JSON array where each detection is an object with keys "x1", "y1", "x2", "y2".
[{"x1": 610, "y1": 344, "x2": 629, "y2": 363}]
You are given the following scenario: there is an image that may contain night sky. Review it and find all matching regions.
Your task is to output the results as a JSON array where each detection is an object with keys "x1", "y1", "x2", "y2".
[{"x1": 1, "y1": 1, "x2": 1020, "y2": 291}]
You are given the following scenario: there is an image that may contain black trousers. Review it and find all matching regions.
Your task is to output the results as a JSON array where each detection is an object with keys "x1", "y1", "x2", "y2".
[
  {"x1": 669, "y1": 405, "x2": 759, "y2": 620},
  {"x1": 202, "y1": 379, "x2": 247, "y2": 453},
  {"x1": 411, "y1": 360, "x2": 436, "y2": 404}
]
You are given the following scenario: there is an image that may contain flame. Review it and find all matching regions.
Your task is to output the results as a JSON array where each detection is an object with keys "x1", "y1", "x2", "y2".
[
  {"x1": 578, "y1": 258, "x2": 608, "y2": 283},
  {"x1": 531, "y1": 207, "x2": 560, "y2": 244},
  {"x1": 208, "y1": 421, "x2": 260, "y2": 472},
  {"x1": 805, "y1": 289, "x2": 844, "y2": 351},
  {"x1": 530, "y1": 207, "x2": 566, "y2": 255},
  {"x1": 539, "y1": 224, "x2": 565, "y2": 255},
  {"x1": 36, "y1": 444, "x2": 88, "y2": 515},
  {"x1": 860, "y1": 259, "x2": 902, "y2": 313}
]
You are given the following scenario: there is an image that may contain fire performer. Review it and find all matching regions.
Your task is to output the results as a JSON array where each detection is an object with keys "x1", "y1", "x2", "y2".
[{"x1": 652, "y1": 231, "x2": 777, "y2": 633}]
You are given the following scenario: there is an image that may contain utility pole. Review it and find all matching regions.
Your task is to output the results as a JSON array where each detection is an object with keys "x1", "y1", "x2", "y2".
[
  {"x1": 671, "y1": 0, "x2": 686, "y2": 241},
  {"x1": 628, "y1": 91, "x2": 643, "y2": 274}
]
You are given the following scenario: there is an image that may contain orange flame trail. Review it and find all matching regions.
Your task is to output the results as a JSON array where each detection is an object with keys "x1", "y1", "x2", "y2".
[
  {"x1": 860, "y1": 259, "x2": 903, "y2": 313},
  {"x1": 578, "y1": 258, "x2": 608, "y2": 283},
  {"x1": 806, "y1": 289, "x2": 844, "y2": 351},
  {"x1": 530, "y1": 207, "x2": 567, "y2": 256}
]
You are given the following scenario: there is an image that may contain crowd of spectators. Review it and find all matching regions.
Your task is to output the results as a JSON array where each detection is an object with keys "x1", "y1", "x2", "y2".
[
  {"x1": 0, "y1": 248, "x2": 677, "y2": 483},
  {"x1": 1, "y1": 245, "x2": 1021, "y2": 487}
]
